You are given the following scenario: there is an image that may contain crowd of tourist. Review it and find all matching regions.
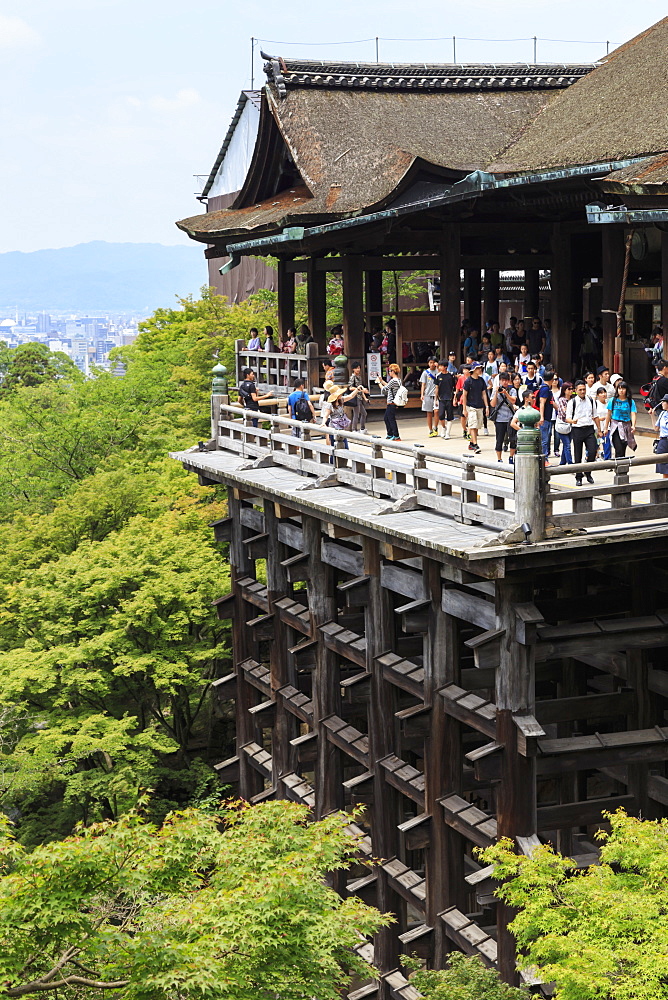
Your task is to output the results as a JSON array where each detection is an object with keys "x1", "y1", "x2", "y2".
[{"x1": 239, "y1": 316, "x2": 668, "y2": 481}]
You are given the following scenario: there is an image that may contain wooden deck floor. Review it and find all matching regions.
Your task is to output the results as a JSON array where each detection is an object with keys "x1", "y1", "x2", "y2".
[{"x1": 172, "y1": 445, "x2": 668, "y2": 566}]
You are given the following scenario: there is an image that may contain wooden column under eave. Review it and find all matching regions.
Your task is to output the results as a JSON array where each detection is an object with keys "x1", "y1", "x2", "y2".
[
  {"x1": 463, "y1": 268, "x2": 481, "y2": 331},
  {"x1": 440, "y1": 225, "x2": 461, "y2": 357},
  {"x1": 550, "y1": 225, "x2": 572, "y2": 377},
  {"x1": 365, "y1": 268, "x2": 384, "y2": 336},
  {"x1": 363, "y1": 538, "x2": 403, "y2": 996},
  {"x1": 483, "y1": 268, "x2": 500, "y2": 326},
  {"x1": 495, "y1": 578, "x2": 537, "y2": 985},
  {"x1": 303, "y1": 515, "x2": 343, "y2": 819},
  {"x1": 523, "y1": 267, "x2": 540, "y2": 319},
  {"x1": 307, "y1": 258, "x2": 328, "y2": 352},
  {"x1": 277, "y1": 258, "x2": 295, "y2": 337},
  {"x1": 342, "y1": 256, "x2": 365, "y2": 363},
  {"x1": 601, "y1": 227, "x2": 625, "y2": 372}
]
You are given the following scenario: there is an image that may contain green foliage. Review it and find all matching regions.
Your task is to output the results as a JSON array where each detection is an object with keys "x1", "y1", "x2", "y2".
[
  {"x1": 0, "y1": 469, "x2": 228, "y2": 840},
  {"x1": 0, "y1": 291, "x2": 238, "y2": 844},
  {"x1": 482, "y1": 809, "x2": 668, "y2": 1000},
  {"x1": 0, "y1": 801, "x2": 388, "y2": 1000},
  {"x1": 409, "y1": 953, "x2": 529, "y2": 1000},
  {"x1": 0, "y1": 341, "x2": 81, "y2": 393}
]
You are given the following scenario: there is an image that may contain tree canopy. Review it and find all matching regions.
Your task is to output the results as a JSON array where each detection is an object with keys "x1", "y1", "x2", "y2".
[
  {"x1": 0, "y1": 800, "x2": 388, "y2": 1000},
  {"x1": 482, "y1": 809, "x2": 668, "y2": 1000},
  {"x1": 409, "y1": 953, "x2": 529, "y2": 1000},
  {"x1": 0, "y1": 342, "x2": 81, "y2": 394},
  {"x1": 0, "y1": 292, "x2": 235, "y2": 844}
]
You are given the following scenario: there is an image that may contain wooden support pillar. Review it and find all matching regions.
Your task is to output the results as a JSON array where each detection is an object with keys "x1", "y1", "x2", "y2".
[
  {"x1": 264, "y1": 500, "x2": 298, "y2": 793},
  {"x1": 440, "y1": 225, "x2": 461, "y2": 357},
  {"x1": 366, "y1": 268, "x2": 384, "y2": 322},
  {"x1": 228, "y1": 489, "x2": 263, "y2": 799},
  {"x1": 601, "y1": 227, "x2": 625, "y2": 372},
  {"x1": 495, "y1": 578, "x2": 537, "y2": 985},
  {"x1": 627, "y1": 564, "x2": 653, "y2": 818},
  {"x1": 342, "y1": 256, "x2": 365, "y2": 364},
  {"x1": 307, "y1": 258, "x2": 327, "y2": 352},
  {"x1": 550, "y1": 225, "x2": 571, "y2": 377},
  {"x1": 277, "y1": 258, "x2": 295, "y2": 337},
  {"x1": 423, "y1": 558, "x2": 464, "y2": 966},
  {"x1": 303, "y1": 516, "x2": 343, "y2": 819},
  {"x1": 364, "y1": 538, "x2": 402, "y2": 992},
  {"x1": 463, "y1": 268, "x2": 481, "y2": 332},
  {"x1": 483, "y1": 268, "x2": 500, "y2": 326},
  {"x1": 523, "y1": 268, "x2": 540, "y2": 319}
]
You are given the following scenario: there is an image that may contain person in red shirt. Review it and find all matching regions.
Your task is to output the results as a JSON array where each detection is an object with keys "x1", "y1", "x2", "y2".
[{"x1": 455, "y1": 365, "x2": 471, "y2": 439}]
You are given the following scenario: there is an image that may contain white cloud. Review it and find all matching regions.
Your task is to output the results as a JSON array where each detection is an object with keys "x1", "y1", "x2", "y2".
[
  {"x1": 124, "y1": 89, "x2": 201, "y2": 114},
  {"x1": 0, "y1": 14, "x2": 41, "y2": 49}
]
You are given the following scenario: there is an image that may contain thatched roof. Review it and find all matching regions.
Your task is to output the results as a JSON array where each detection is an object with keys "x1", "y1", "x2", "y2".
[
  {"x1": 177, "y1": 58, "x2": 591, "y2": 244},
  {"x1": 490, "y1": 18, "x2": 668, "y2": 173},
  {"x1": 600, "y1": 153, "x2": 668, "y2": 192}
]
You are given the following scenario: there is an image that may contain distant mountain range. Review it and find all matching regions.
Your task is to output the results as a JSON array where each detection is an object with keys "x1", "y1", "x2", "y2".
[{"x1": 0, "y1": 242, "x2": 208, "y2": 314}]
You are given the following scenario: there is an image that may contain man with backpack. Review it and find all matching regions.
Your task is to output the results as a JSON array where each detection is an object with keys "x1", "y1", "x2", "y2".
[
  {"x1": 650, "y1": 359, "x2": 668, "y2": 410},
  {"x1": 238, "y1": 368, "x2": 273, "y2": 428},
  {"x1": 288, "y1": 378, "x2": 315, "y2": 437},
  {"x1": 565, "y1": 379, "x2": 597, "y2": 485}
]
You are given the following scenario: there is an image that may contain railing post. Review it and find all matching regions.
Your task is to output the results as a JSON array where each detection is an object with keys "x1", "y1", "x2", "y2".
[
  {"x1": 514, "y1": 408, "x2": 546, "y2": 542},
  {"x1": 611, "y1": 459, "x2": 632, "y2": 509},
  {"x1": 210, "y1": 363, "x2": 229, "y2": 448}
]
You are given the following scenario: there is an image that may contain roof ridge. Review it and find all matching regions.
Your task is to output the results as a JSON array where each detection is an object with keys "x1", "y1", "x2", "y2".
[{"x1": 262, "y1": 52, "x2": 594, "y2": 96}]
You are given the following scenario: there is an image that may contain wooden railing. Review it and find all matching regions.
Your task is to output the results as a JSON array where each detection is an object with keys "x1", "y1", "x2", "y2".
[
  {"x1": 215, "y1": 403, "x2": 517, "y2": 532},
  {"x1": 235, "y1": 340, "x2": 328, "y2": 396},
  {"x1": 546, "y1": 456, "x2": 668, "y2": 530},
  {"x1": 211, "y1": 402, "x2": 668, "y2": 539}
]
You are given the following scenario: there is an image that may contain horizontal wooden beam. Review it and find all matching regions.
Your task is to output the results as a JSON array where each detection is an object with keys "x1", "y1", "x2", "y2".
[
  {"x1": 535, "y1": 690, "x2": 635, "y2": 725},
  {"x1": 442, "y1": 587, "x2": 497, "y2": 631},
  {"x1": 213, "y1": 754, "x2": 239, "y2": 781},
  {"x1": 239, "y1": 658, "x2": 271, "y2": 697},
  {"x1": 440, "y1": 793, "x2": 497, "y2": 848},
  {"x1": 537, "y1": 794, "x2": 635, "y2": 831},
  {"x1": 441, "y1": 683, "x2": 497, "y2": 739},
  {"x1": 379, "y1": 754, "x2": 425, "y2": 808},
  {"x1": 211, "y1": 671, "x2": 236, "y2": 699}
]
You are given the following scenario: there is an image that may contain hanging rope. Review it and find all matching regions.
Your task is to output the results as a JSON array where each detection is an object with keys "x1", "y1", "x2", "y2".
[
  {"x1": 601, "y1": 230, "x2": 633, "y2": 370},
  {"x1": 617, "y1": 230, "x2": 633, "y2": 340}
]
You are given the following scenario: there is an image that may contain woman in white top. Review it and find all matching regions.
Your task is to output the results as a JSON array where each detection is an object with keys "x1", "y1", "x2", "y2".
[{"x1": 377, "y1": 363, "x2": 403, "y2": 440}]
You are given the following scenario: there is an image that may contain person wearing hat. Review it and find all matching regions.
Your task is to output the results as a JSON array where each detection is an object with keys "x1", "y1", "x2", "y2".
[
  {"x1": 446, "y1": 351, "x2": 459, "y2": 375},
  {"x1": 654, "y1": 393, "x2": 668, "y2": 477},
  {"x1": 319, "y1": 379, "x2": 336, "y2": 425},
  {"x1": 592, "y1": 365, "x2": 615, "y2": 401},
  {"x1": 489, "y1": 371, "x2": 518, "y2": 463},
  {"x1": 461, "y1": 361, "x2": 489, "y2": 454}
]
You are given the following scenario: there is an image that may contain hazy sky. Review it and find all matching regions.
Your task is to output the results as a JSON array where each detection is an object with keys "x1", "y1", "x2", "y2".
[{"x1": 1, "y1": 0, "x2": 665, "y2": 253}]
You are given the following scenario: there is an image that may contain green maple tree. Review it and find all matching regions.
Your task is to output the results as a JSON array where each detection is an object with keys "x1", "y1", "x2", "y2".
[
  {"x1": 482, "y1": 809, "x2": 668, "y2": 1000},
  {"x1": 0, "y1": 800, "x2": 388, "y2": 1000}
]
